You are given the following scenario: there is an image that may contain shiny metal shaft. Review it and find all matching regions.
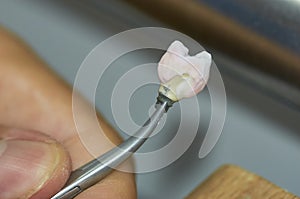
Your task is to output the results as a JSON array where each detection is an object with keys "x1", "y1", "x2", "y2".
[{"x1": 51, "y1": 100, "x2": 169, "y2": 199}]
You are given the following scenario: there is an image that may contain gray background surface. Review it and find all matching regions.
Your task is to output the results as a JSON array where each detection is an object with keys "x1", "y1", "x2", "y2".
[{"x1": 0, "y1": 1, "x2": 299, "y2": 198}]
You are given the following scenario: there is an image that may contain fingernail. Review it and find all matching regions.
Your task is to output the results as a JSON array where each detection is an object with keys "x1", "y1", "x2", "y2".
[{"x1": 0, "y1": 131, "x2": 68, "y2": 199}]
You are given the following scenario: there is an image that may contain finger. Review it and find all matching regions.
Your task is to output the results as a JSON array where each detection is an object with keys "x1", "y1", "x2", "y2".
[
  {"x1": 0, "y1": 127, "x2": 71, "y2": 199},
  {"x1": 0, "y1": 27, "x2": 137, "y2": 198}
]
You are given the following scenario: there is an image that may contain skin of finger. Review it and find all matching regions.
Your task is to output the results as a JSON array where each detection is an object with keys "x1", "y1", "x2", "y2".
[
  {"x1": 0, "y1": 127, "x2": 71, "y2": 199},
  {"x1": 0, "y1": 27, "x2": 137, "y2": 198}
]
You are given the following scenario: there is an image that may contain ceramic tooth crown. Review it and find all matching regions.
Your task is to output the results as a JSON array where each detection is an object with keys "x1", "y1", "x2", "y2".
[{"x1": 158, "y1": 40, "x2": 212, "y2": 101}]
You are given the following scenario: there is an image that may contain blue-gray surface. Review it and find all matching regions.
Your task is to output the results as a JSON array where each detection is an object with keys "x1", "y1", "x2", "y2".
[{"x1": 0, "y1": 1, "x2": 299, "y2": 198}]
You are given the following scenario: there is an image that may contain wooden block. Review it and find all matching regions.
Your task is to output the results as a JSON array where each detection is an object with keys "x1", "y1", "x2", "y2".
[{"x1": 185, "y1": 165, "x2": 299, "y2": 199}]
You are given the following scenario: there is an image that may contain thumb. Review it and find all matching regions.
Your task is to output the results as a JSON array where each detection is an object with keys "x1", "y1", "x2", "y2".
[{"x1": 0, "y1": 127, "x2": 71, "y2": 199}]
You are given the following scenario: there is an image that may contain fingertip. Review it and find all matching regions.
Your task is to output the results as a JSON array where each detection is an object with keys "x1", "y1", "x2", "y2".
[
  {"x1": 0, "y1": 128, "x2": 71, "y2": 199},
  {"x1": 30, "y1": 141, "x2": 71, "y2": 199}
]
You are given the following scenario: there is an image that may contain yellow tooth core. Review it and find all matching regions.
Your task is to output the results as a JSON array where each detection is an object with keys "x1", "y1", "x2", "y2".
[{"x1": 159, "y1": 73, "x2": 191, "y2": 102}]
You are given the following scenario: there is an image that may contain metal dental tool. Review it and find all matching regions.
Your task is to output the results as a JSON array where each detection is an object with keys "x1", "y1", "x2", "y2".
[
  {"x1": 52, "y1": 40, "x2": 212, "y2": 199},
  {"x1": 51, "y1": 92, "x2": 176, "y2": 199}
]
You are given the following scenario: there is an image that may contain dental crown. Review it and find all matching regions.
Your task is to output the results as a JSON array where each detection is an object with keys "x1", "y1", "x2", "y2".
[{"x1": 158, "y1": 40, "x2": 212, "y2": 101}]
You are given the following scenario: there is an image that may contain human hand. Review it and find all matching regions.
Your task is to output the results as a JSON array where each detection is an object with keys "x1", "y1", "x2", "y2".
[{"x1": 0, "y1": 27, "x2": 136, "y2": 199}]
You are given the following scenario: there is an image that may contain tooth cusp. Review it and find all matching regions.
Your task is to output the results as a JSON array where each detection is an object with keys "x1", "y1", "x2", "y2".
[{"x1": 157, "y1": 40, "x2": 212, "y2": 101}]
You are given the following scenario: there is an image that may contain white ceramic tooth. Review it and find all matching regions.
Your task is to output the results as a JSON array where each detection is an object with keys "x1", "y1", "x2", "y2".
[
  {"x1": 158, "y1": 40, "x2": 212, "y2": 101},
  {"x1": 167, "y1": 40, "x2": 189, "y2": 56}
]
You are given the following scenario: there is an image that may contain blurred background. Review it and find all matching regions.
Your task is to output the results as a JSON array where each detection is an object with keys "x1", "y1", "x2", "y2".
[{"x1": 0, "y1": 0, "x2": 300, "y2": 198}]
